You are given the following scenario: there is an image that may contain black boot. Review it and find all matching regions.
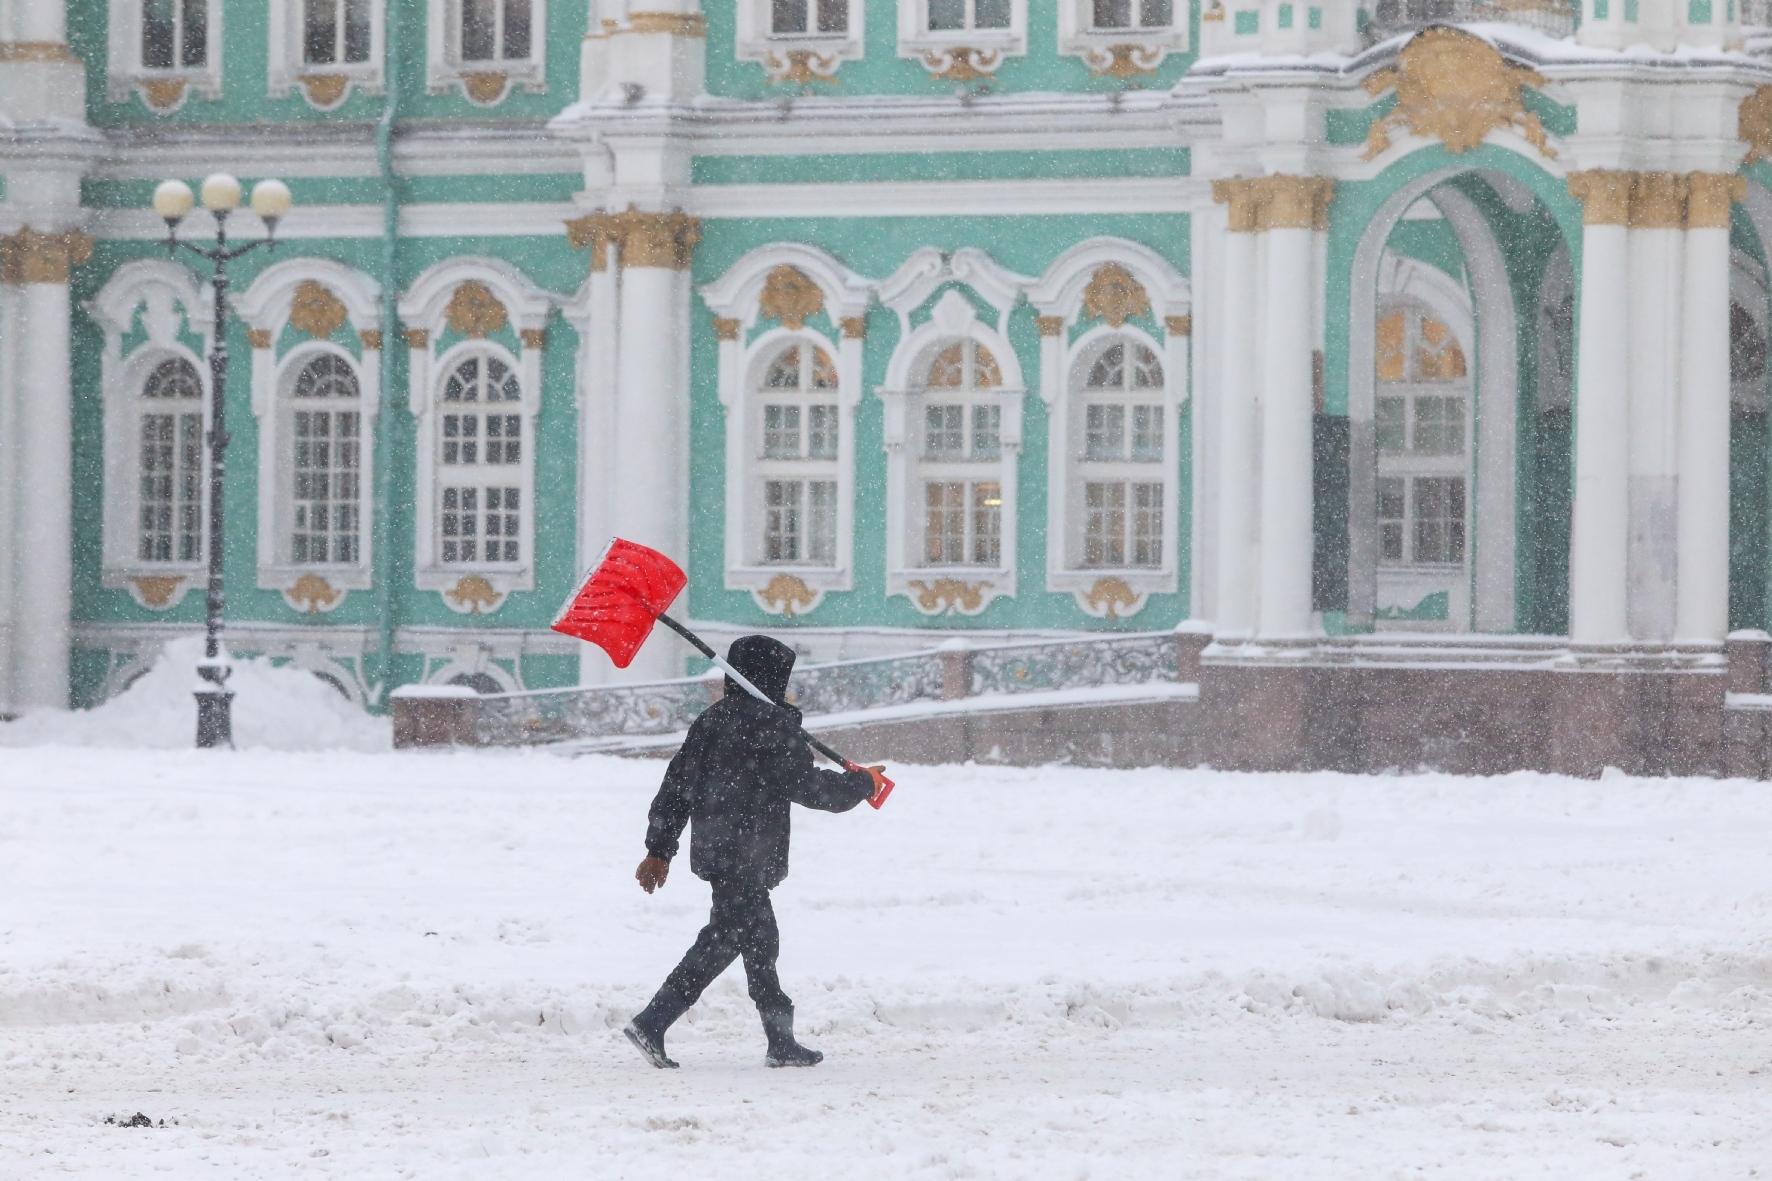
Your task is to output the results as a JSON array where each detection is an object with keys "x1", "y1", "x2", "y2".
[
  {"x1": 761, "y1": 1005, "x2": 822, "y2": 1068},
  {"x1": 624, "y1": 987, "x2": 690, "y2": 1069}
]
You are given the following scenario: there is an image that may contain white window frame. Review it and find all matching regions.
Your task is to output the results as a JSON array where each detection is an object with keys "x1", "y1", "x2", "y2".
[
  {"x1": 398, "y1": 257, "x2": 553, "y2": 613},
  {"x1": 88, "y1": 260, "x2": 213, "y2": 612},
  {"x1": 426, "y1": 0, "x2": 549, "y2": 104},
  {"x1": 275, "y1": 343, "x2": 371, "y2": 576},
  {"x1": 898, "y1": 0, "x2": 1026, "y2": 77},
  {"x1": 268, "y1": 0, "x2": 388, "y2": 109},
  {"x1": 1371, "y1": 290, "x2": 1475, "y2": 631},
  {"x1": 702, "y1": 244, "x2": 872, "y2": 618},
  {"x1": 735, "y1": 0, "x2": 866, "y2": 82},
  {"x1": 233, "y1": 258, "x2": 385, "y2": 612},
  {"x1": 877, "y1": 248, "x2": 1031, "y2": 616},
  {"x1": 106, "y1": 0, "x2": 224, "y2": 113},
  {"x1": 1056, "y1": 0, "x2": 1188, "y2": 75},
  {"x1": 1027, "y1": 239, "x2": 1190, "y2": 618},
  {"x1": 1063, "y1": 329, "x2": 1178, "y2": 571}
]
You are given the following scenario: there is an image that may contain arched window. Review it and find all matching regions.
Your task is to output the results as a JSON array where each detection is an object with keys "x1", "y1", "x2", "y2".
[
  {"x1": 136, "y1": 357, "x2": 205, "y2": 565},
  {"x1": 754, "y1": 341, "x2": 841, "y2": 565},
  {"x1": 436, "y1": 350, "x2": 526, "y2": 566},
  {"x1": 916, "y1": 339, "x2": 1005, "y2": 566},
  {"x1": 1375, "y1": 305, "x2": 1470, "y2": 570},
  {"x1": 1072, "y1": 337, "x2": 1166, "y2": 569},
  {"x1": 286, "y1": 352, "x2": 363, "y2": 566}
]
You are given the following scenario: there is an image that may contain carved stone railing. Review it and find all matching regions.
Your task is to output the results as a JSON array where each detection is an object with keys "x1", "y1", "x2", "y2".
[
  {"x1": 392, "y1": 629, "x2": 1203, "y2": 748},
  {"x1": 1364, "y1": 0, "x2": 1578, "y2": 43}
]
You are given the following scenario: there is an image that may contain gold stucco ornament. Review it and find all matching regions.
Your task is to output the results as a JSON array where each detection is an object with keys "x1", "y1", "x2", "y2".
[
  {"x1": 1741, "y1": 86, "x2": 1772, "y2": 164},
  {"x1": 759, "y1": 573, "x2": 818, "y2": 617},
  {"x1": 289, "y1": 280, "x2": 349, "y2": 339},
  {"x1": 1362, "y1": 27, "x2": 1554, "y2": 161},
  {"x1": 758, "y1": 265, "x2": 825, "y2": 330},
  {"x1": 445, "y1": 280, "x2": 509, "y2": 339},
  {"x1": 1081, "y1": 263, "x2": 1151, "y2": 329}
]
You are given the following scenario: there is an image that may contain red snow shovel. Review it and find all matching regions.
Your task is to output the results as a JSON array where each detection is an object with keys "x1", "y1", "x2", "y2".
[{"x1": 552, "y1": 538, "x2": 894, "y2": 809}]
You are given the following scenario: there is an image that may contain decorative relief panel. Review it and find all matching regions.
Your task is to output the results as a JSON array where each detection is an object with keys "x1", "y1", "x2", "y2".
[{"x1": 1362, "y1": 28, "x2": 1555, "y2": 161}]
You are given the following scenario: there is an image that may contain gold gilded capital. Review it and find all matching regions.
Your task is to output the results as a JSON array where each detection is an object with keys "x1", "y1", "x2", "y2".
[
  {"x1": 1257, "y1": 176, "x2": 1335, "y2": 231},
  {"x1": 1686, "y1": 172, "x2": 1747, "y2": 229},
  {"x1": 1628, "y1": 172, "x2": 1688, "y2": 230},
  {"x1": 404, "y1": 327, "x2": 430, "y2": 349},
  {"x1": 1165, "y1": 314, "x2": 1192, "y2": 336},
  {"x1": 359, "y1": 328, "x2": 383, "y2": 350},
  {"x1": 1212, "y1": 178, "x2": 1265, "y2": 233},
  {"x1": 712, "y1": 317, "x2": 741, "y2": 341},
  {"x1": 1035, "y1": 315, "x2": 1064, "y2": 337},
  {"x1": 0, "y1": 229, "x2": 94, "y2": 285},
  {"x1": 840, "y1": 316, "x2": 868, "y2": 339},
  {"x1": 568, "y1": 206, "x2": 700, "y2": 271},
  {"x1": 1212, "y1": 176, "x2": 1333, "y2": 233},
  {"x1": 0, "y1": 42, "x2": 79, "y2": 63},
  {"x1": 1567, "y1": 170, "x2": 1633, "y2": 226}
]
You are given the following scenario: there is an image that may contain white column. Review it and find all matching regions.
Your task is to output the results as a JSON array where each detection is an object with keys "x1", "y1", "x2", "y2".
[
  {"x1": 1625, "y1": 174, "x2": 1685, "y2": 643},
  {"x1": 1676, "y1": 174, "x2": 1741, "y2": 643},
  {"x1": 1258, "y1": 221, "x2": 1318, "y2": 638},
  {"x1": 11, "y1": 267, "x2": 75, "y2": 708},
  {"x1": 1567, "y1": 172, "x2": 1633, "y2": 645},
  {"x1": 8, "y1": 0, "x2": 67, "y2": 42},
  {"x1": 1210, "y1": 183, "x2": 1260, "y2": 638},
  {"x1": 610, "y1": 211, "x2": 697, "y2": 681},
  {"x1": 0, "y1": 285, "x2": 18, "y2": 713},
  {"x1": 571, "y1": 231, "x2": 621, "y2": 685}
]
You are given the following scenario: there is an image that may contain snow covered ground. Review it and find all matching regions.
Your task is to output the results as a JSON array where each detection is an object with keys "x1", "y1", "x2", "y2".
[{"x1": 3, "y1": 738, "x2": 1770, "y2": 1180}]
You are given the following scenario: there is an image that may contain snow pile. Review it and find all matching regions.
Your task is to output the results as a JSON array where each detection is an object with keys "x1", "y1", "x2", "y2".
[{"x1": 0, "y1": 634, "x2": 389, "y2": 751}]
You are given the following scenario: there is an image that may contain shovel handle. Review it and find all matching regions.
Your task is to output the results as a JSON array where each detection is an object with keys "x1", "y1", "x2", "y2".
[{"x1": 657, "y1": 613, "x2": 890, "y2": 805}]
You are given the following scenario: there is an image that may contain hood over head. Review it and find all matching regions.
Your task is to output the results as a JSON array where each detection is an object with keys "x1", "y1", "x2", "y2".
[{"x1": 725, "y1": 634, "x2": 796, "y2": 706}]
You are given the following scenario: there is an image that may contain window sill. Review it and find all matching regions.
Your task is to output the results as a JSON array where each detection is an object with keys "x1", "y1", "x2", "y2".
[
  {"x1": 417, "y1": 566, "x2": 532, "y2": 615},
  {"x1": 889, "y1": 566, "x2": 1015, "y2": 616},
  {"x1": 737, "y1": 33, "x2": 865, "y2": 84},
  {"x1": 428, "y1": 59, "x2": 545, "y2": 106},
  {"x1": 108, "y1": 69, "x2": 222, "y2": 115},
  {"x1": 1048, "y1": 566, "x2": 1174, "y2": 620},
  {"x1": 728, "y1": 564, "x2": 852, "y2": 617}
]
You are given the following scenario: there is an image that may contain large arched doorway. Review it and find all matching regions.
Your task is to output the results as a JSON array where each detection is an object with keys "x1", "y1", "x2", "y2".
[{"x1": 1344, "y1": 166, "x2": 1575, "y2": 636}]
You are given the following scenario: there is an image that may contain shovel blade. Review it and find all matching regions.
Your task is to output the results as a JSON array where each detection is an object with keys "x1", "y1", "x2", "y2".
[{"x1": 551, "y1": 538, "x2": 688, "y2": 668}]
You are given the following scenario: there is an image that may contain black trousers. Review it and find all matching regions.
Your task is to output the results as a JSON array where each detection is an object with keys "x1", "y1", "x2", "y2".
[{"x1": 662, "y1": 878, "x2": 790, "y2": 1014}]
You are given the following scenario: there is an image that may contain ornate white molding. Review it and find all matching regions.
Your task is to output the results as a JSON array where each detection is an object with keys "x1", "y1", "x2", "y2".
[
  {"x1": 733, "y1": 0, "x2": 866, "y2": 84},
  {"x1": 266, "y1": 0, "x2": 388, "y2": 109}
]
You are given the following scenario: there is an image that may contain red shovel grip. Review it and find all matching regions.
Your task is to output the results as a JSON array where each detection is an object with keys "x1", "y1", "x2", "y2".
[{"x1": 849, "y1": 762, "x2": 895, "y2": 810}]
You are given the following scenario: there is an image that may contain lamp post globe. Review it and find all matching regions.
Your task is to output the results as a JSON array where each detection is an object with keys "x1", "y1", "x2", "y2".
[{"x1": 156, "y1": 176, "x2": 292, "y2": 747}]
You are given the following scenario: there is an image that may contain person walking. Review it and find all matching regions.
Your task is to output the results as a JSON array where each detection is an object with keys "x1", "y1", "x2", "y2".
[{"x1": 623, "y1": 634, "x2": 889, "y2": 1069}]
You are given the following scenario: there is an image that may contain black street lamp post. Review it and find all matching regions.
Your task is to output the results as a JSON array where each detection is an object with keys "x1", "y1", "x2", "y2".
[{"x1": 153, "y1": 175, "x2": 294, "y2": 748}]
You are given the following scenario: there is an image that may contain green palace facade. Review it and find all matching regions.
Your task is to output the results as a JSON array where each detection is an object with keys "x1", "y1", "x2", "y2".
[{"x1": 6, "y1": 0, "x2": 1772, "y2": 715}]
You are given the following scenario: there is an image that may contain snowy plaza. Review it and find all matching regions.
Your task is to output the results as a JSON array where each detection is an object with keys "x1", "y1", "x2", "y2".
[{"x1": 3, "y1": 659, "x2": 1771, "y2": 1177}]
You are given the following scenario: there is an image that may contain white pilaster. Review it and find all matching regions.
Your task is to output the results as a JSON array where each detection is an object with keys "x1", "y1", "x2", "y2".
[
  {"x1": 1212, "y1": 205, "x2": 1260, "y2": 639},
  {"x1": 1258, "y1": 224, "x2": 1318, "y2": 638},
  {"x1": 1567, "y1": 174, "x2": 1633, "y2": 646},
  {"x1": 1676, "y1": 175, "x2": 1740, "y2": 643},
  {"x1": 11, "y1": 277, "x2": 74, "y2": 708},
  {"x1": 1626, "y1": 183, "x2": 1684, "y2": 643}
]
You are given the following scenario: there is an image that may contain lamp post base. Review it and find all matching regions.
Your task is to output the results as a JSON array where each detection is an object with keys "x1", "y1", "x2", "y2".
[{"x1": 195, "y1": 660, "x2": 233, "y2": 749}]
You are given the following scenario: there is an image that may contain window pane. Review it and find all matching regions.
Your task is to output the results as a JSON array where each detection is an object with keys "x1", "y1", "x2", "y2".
[
  {"x1": 924, "y1": 482, "x2": 964, "y2": 564},
  {"x1": 1131, "y1": 405, "x2": 1163, "y2": 461},
  {"x1": 773, "y1": 0, "x2": 809, "y2": 33},
  {"x1": 1141, "y1": 0, "x2": 1174, "y2": 25},
  {"x1": 503, "y1": 0, "x2": 532, "y2": 60},
  {"x1": 1376, "y1": 396, "x2": 1406, "y2": 454},
  {"x1": 808, "y1": 480, "x2": 838, "y2": 565},
  {"x1": 292, "y1": 405, "x2": 361, "y2": 567},
  {"x1": 764, "y1": 404, "x2": 802, "y2": 458},
  {"x1": 970, "y1": 482, "x2": 1002, "y2": 565},
  {"x1": 925, "y1": 405, "x2": 964, "y2": 460},
  {"x1": 1130, "y1": 344, "x2": 1163, "y2": 389},
  {"x1": 765, "y1": 480, "x2": 803, "y2": 561},
  {"x1": 1087, "y1": 343, "x2": 1125, "y2": 389},
  {"x1": 808, "y1": 404, "x2": 839, "y2": 460},
  {"x1": 1095, "y1": 0, "x2": 1133, "y2": 28},
  {"x1": 1133, "y1": 482, "x2": 1163, "y2": 567},
  {"x1": 976, "y1": 0, "x2": 1013, "y2": 27},
  {"x1": 182, "y1": 0, "x2": 207, "y2": 67},
  {"x1": 1411, "y1": 477, "x2": 1465, "y2": 564},
  {"x1": 765, "y1": 346, "x2": 802, "y2": 389},
  {"x1": 462, "y1": 0, "x2": 496, "y2": 60},
  {"x1": 1412, "y1": 395, "x2": 1465, "y2": 455},
  {"x1": 1085, "y1": 404, "x2": 1125, "y2": 461},
  {"x1": 1377, "y1": 476, "x2": 1405, "y2": 564},
  {"x1": 1084, "y1": 482, "x2": 1126, "y2": 566},
  {"x1": 143, "y1": 0, "x2": 176, "y2": 69},
  {"x1": 345, "y1": 0, "x2": 373, "y2": 62},
  {"x1": 971, "y1": 403, "x2": 1001, "y2": 460},
  {"x1": 818, "y1": 0, "x2": 849, "y2": 33},
  {"x1": 305, "y1": 0, "x2": 337, "y2": 63},
  {"x1": 928, "y1": 0, "x2": 966, "y2": 29}
]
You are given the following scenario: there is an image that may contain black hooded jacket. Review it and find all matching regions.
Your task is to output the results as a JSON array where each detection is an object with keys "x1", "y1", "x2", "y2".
[{"x1": 644, "y1": 635, "x2": 875, "y2": 888}]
